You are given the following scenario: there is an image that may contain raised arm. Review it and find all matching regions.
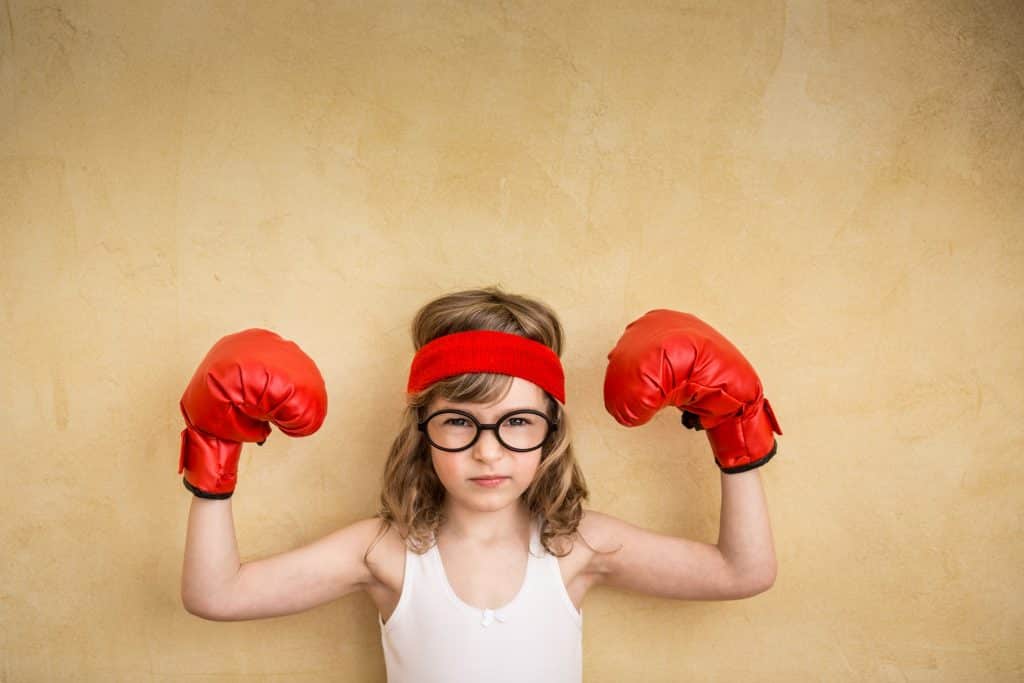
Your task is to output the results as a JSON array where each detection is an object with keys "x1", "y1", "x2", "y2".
[
  {"x1": 180, "y1": 497, "x2": 242, "y2": 617},
  {"x1": 181, "y1": 498, "x2": 382, "y2": 621},
  {"x1": 581, "y1": 470, "x2": 776, "y2": 601},
  {"x1": 176, "y1": 327, "x2": 330, "y2": 619},
  {"x1": 718, "y1": 468, "x2": 776, "y2": 590},
  {"x1": 593, "y1": 308, "x2": 781, "y2": 600}
]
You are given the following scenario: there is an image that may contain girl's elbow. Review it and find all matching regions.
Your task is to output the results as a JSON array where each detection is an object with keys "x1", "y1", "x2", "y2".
[
  {"x1": 182, "y1": 593, "x2": 235, "y2": 621},
  {"x1": 748, "y1": 564, "x2": 777, "y2": 596},
  {"x1": 182, "y1": 596, "x2": 217, "y2": 620}
]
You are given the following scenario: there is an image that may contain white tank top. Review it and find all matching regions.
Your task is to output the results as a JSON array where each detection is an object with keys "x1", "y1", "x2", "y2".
[{"x1": 378, "y1": 515, "x2": 583, "y2": 682}]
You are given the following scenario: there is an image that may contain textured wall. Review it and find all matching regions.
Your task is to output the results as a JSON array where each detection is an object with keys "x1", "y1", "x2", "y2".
[{"x1": 2, "y1": 1, "x2": 1022, "y2": 681}]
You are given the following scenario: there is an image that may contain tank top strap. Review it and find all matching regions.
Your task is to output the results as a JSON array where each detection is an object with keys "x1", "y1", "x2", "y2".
[{"x1": 529, "y1": 513, "x2": 543, "y2": 555}]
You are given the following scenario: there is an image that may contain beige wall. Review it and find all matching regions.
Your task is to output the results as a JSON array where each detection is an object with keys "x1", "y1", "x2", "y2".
[{"x1": 2, "y1": 1, "x2": 1022, "y2": 681}]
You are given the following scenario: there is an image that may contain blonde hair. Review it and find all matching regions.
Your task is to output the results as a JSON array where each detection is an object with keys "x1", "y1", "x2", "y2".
[{"x1": 370, "y1": 286, "x2": 596, "y2": 559}]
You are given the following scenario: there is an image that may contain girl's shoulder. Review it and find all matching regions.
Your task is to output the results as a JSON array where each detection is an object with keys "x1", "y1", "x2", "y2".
[
  {"x1": 574, "y1": 509, "x2": 620, "y2": 556},
  {"x1": 540, "y1": 508, "x2": 621, "y2": 576},
  {"x1": 362, "y1": 519, "x2": 410, "y2": 592}
]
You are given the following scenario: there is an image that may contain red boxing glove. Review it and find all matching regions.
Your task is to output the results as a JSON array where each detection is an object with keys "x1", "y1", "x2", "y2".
[
  {"x1": 603, "y1": 310, "x2": 782, "y2": 473},
  {"x1": 178, "y1": 328, "x2": 328, "y2": 498}
]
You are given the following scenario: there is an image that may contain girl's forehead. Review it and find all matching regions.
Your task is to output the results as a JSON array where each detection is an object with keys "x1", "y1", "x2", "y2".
[{"x1": 432, "y1": 377, "x2": 546, "y2": 413}]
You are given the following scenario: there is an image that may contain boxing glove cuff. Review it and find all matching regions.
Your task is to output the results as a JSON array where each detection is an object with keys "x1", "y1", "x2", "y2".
[
  {"x1": 179, "y1": 424, "x2": 244, "y2": 499},
  {"x1": 705, "y1": 397, "x2": 782, "y2": 474}
]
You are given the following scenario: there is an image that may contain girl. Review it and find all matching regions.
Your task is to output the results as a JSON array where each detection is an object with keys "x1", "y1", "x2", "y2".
[{"x1": 179, "y1": 286, "x2": 779, "y2": 683}]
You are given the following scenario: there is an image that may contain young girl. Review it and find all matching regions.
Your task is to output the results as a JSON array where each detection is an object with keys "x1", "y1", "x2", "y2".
[{"x1": 179, "y1": 286, "x2": 780, "y2": 682}]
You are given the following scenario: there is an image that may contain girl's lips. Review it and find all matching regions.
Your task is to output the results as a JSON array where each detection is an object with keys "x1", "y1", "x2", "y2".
[{"x1": 471, "y1": 477, "x2": 509, "y2": 487}]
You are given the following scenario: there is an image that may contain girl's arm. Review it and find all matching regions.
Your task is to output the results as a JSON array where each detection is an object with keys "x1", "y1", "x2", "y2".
[
  {"x1": 595, "y1": 308, "x2": 782, "y2": 600},
  {"x1": 181, "y1": 495, "x2": 382, "y2": 621},
  {"x1": 181, "y1": 497, "x2": 242, "y2": 618},
  {"x1": 582, "y1": 467, "x2": 776, "y2": 602},
  {"x1": 717, "y1": 468, "x2": 777, "y2": 590}
]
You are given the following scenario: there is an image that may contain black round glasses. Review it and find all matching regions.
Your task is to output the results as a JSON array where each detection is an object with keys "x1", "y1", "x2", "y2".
[{"x1": 417, "y1": 408, "x2": 559, "y2": 453}]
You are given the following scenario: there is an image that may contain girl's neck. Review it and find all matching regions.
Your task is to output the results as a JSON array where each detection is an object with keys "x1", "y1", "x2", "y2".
[{"x1": 439, "y1": 501, "x2": 533, "y2": 546}]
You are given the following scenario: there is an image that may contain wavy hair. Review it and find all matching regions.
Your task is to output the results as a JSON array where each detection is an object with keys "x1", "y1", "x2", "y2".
[{"x1": 369, "y1": 286, "x2": 601, "y2": 559}]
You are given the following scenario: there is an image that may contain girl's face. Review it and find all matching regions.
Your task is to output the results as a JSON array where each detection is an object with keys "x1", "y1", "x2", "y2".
[{"x1": 427, "y1": 377, "x2": 550, "y2": 512}]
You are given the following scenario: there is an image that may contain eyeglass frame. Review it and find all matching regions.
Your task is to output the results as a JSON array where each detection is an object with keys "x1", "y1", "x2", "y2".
[{"x1": 417, "y1": 407, "x2": 559, "y2": 453}]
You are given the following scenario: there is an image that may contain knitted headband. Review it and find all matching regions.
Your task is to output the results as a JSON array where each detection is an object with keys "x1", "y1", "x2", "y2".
[{"x1": 406, "y1": 330, "x2": 566, "y2": 404}]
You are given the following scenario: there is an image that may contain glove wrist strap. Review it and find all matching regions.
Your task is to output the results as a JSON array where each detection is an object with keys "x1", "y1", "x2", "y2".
[
  {"x1": 178, "y1": 426, "x2": 243, "y2": 497},
  {"x1": 706, "y1": 398, "x2": 782, "y2": 474}
]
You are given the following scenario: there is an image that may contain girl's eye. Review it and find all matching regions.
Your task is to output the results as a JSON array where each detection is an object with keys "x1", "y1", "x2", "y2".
[
  {"x1": 506, "y1": 417, "x2": 531, "y2": 427},
  {"x1": 444, "y1": 417, "x2": 471, "y2": 427}
]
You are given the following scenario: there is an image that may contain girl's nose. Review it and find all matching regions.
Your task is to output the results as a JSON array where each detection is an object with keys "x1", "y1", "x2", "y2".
[{"x1": 473, "y1": 427, "x2": 505, "y2": 460}]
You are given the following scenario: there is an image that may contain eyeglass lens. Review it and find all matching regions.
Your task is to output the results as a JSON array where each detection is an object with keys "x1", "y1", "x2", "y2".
[{"x1": 424, "y1": 411, "x2": 551, "y2": 451}]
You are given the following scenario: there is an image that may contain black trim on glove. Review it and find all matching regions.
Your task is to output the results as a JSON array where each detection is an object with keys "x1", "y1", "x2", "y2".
[
  {"x1": 183, "y1": 478, "x2": 234, "y2": 500},
  {"x1": 718, "y1": 439, "x2": 778, "y2": 474}
]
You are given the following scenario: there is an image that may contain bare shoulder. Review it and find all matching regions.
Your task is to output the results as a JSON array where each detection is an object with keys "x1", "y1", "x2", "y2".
[
  {"x1": 539, "y1": 508, "x2": 631, "y2": 610},
  {"x1": 307, "y1": 515, "x2": 403, "y2": 592},
  {"x1": 360, "y1": 517, "x2": 408, "y2": 594},
  {"x1": 574, "y1": 508, "x2": 626, "y2": 576}
]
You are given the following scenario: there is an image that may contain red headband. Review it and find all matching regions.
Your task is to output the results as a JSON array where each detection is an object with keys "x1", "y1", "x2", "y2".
[{"x1": 407, "y1": 330, "x2": 566, "y2": 403}]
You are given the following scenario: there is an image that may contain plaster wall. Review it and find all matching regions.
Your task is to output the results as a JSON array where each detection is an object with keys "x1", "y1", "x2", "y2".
[{"x1": 1, "y1": 1, "x2": 1022, "y2": 680}]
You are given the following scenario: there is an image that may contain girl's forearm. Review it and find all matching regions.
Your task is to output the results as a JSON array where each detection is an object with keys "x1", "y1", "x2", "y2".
[
  {"x1": 716, "y1": 468, "x2": 777, "y2": 588},
  {"x1": 181, "y1": 496, "x2": 242, "y2": 615}
]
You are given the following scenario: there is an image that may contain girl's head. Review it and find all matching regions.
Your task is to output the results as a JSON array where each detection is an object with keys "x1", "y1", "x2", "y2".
[{"x1": 376, "y1": 286, "x2": 590, "y2": 557}]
